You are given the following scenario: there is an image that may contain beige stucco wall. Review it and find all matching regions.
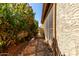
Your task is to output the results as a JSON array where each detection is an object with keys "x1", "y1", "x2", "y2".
[{"x1": 56, "y1": 3, "x2": 79, "y2": 56}]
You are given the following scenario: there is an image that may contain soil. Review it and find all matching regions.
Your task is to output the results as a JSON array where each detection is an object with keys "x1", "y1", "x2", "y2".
[{"x1": 0, "y1": 37, "x2": 53, "y2": 56}]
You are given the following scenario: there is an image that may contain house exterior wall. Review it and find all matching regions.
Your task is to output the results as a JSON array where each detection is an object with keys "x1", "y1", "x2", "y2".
[
  {"x1": 56, "y1": 3, "x2": 79, "y2": 56},
  {"x1": 42, "y1": 4, "x2": 61, "y2": 55},
  {"x1": 44, "y1": 6, "x2": 53, "y2": 47}
]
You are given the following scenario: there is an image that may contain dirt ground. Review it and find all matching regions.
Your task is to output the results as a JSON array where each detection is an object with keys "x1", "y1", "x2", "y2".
[{"x1": 0, "y1": 37, "x2": 53, "y2": 56}]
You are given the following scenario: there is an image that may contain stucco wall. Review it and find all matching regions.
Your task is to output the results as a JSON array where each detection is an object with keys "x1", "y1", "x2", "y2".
[{"x1": 56, "y1": 3, "x2": 79, "y2": 56}]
